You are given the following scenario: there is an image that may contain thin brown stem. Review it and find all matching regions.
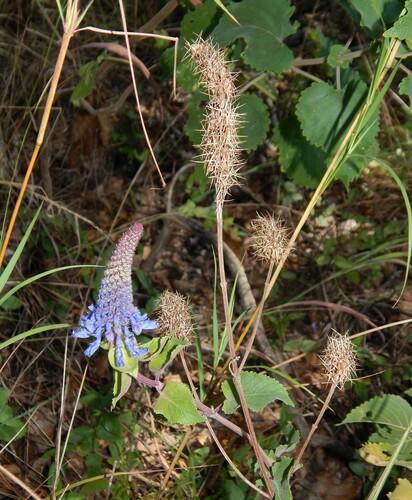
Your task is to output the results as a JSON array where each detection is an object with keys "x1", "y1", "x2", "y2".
[
  {"x1": 291, "y1": 383, "x2": 336, "y2": 476},
  {"x1": 239, "y1": 259, "x2": 275, "y2": 370},
  {"x1": 215, "y1": 204, "x2": 275, "y2": 497}
]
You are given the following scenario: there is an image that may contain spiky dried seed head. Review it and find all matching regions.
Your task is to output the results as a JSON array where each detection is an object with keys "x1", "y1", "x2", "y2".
[
  {"x1": 249, "y1": 213, "x2": 290, "y2": 264},
  {"x1": 186, "y1": 37, "x2": 236, "y2": 104},
  {"x1": 319, "y1": 330, "x2": 358, "y2": 389},
  {"x1": 186, "y1": 36, "x2": 244, "y2": 205},
  {"x1": 156, "y1": 291, "x2": 194, "y2": 342}
]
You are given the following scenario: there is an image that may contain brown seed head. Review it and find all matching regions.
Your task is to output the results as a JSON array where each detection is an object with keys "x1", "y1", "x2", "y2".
[
  {"x1": 249, "y1": 213, "x2": 290, "y2": 264},
  {"x1": 156, "y1": 291, "x2": 194, "y2": 342},
  {"x1": 319, "y1": 330, "x2": 358, "y2": 389},
  {"x1": 186, "y1": 36, "x2": 244, "y2": 205}
]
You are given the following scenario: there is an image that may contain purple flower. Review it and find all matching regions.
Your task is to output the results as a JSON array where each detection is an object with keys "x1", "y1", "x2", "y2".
[{"x1": 73, "y1": 223, "x2": 158, "y2": 367}]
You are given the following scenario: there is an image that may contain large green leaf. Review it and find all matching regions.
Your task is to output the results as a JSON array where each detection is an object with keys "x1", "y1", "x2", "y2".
[
  {"x1": 181, "y1": 0, "x2": 219, "y2": 42},
  {"x1": 211, "y1": 0, "x2": 298, "y2": 73},
  {"x1": 238, "y1": 94, "x2": 271, "y2": 152},
  {"x1": 154, "y1": 382, "x2": 206, "y2": 425},
  {"x1": 293, "y1": 79, "x2": 379, "y2": 186},
  {"x1": 148, "y1": 336, "x2": 189, "y2": 373},
  {"x1": 222, "y1": 371, "x2": 293, "y2": 414},
  {"x1": 341, "y1": 394, "x2": 412, "y2": 430},
  {"x1": 273, "y1": 116, "x2": 327, "y2": 188}
]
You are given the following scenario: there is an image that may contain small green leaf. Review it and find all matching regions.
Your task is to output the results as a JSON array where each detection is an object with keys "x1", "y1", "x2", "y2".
[
  {"x1": 327, "y1": 44, "x2": 351, "y2": 69},
  {"x1": 111, "y1": 370, "x2": 132, "y2": 409},
  {"x1": 0, "y1": 388, "x2": 27, "y2": 441},
  {"x1": 70, "y1": 56, "x2": 105, "y2": 107},
  {"x1": 399, "y1": 74, "x2": 412, "y2": 105},
  {"x1": 237, "y1": 94, "x2": 270, "y2": 152},
  {"x1": 148, "y1": 336, "x2": 189, "y2": 372},
  {"x1": 222, "y1": 371, "x2": 293, "y2": 414},
  {"x1": 0, "y1": 295, "x2": 23, "y2": 311},
  {"x1": 85, "y1": 453, "x2": 103, "y2": 477},
  {"x1": 79, "y1": 479, "x2": 109, "y2": 496},
  {"x1": 211, "y1": 0, "x2": 298, "y2": 73},
  {"x1": 108, "y1": 346, "x2": 140, "y2": 375},
  {"x1": 154, "y1": 382, "x2": 206, "y2": 425}
]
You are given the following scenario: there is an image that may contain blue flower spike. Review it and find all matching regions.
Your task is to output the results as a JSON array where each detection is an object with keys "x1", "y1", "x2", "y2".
[{"x1": 73, "y1": 223, "x2": 159, "y2": 367}]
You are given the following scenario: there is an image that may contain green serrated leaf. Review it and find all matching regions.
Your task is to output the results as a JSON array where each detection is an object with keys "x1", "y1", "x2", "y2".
[
  {"x1": 111, "y1": 370, "x2": 132, "y2": 409},
  {"x1": 271, "y1": 456, "x2": 293, "y2": 500},
  {"x1": 399, "y1": 74, "x2": 412, "y2": 105},
  {"x1": 296, "y1": 80, "x2": 368, "y2": 152},
  {"x1": 237, "y1": 94, "x2": 270, "y2": 152},
  {"x1": 211, "y1": 0, "x2": 298, "y2": 73},
  {"x1": 294, "y1": 79, "x2": 379, "y2": 187},
  {"x1": 384, "y1": 1, "x2": 412, "y2": 41},
  {"x1": 341, "y1": 394, "x2": 412, "y2": 427},
  {"x1": 343, "y1": 0, "x2": 404, "y2": 37},
  {"x1": 154, "y1": 382, "x2": 206, "y2": 425},
  {"x1": 222, "y1": 371, "x2": 294, "y2": 414},
  {"x1": 327, "y1": 44, "x2": 351, "y2": 69},
  {"x1": 341, "y1": 394, "x2": 412, "y2": 465}
]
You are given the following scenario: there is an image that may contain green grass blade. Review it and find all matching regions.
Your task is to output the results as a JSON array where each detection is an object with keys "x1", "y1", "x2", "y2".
[
  {"x1": 0, "y1": 323, "x2": 70, "y2": 351},
  {"x1": 0, "y1": 265, "x2": 100, "y2": 307},
  {"x1": 370, "y1": 159, "x2": 411, "y2": 302},
  {"x1": 0, "y1": 205, "x2": 42, "y2": 295}
]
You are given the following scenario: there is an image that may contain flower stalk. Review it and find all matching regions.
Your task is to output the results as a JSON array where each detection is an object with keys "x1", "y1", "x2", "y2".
[{"x1": 72, "y1": 223, "x2": 158, "y2": 367}]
